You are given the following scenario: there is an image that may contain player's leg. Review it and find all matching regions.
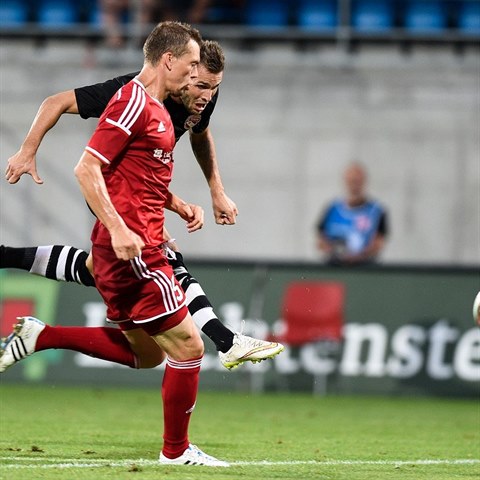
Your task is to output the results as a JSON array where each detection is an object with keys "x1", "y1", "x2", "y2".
[
  {"x1": 0, "y1": 245, "x2": 95, "y2": 286},
  {"x1": 0, "y1": 242, "x2": 231, "y2": 351},
  {"x1": 0, "y1": 317, "x2": 166, "y2": 372},
  {"x1": 164, "y1": 231, "x2": 284, "y2": 369},
  {"x1": 143, "y1": 310, "x2": 228, "y2": 467},
  {"x1": 124, "y1": 248, "x2": 228, "y2": 467},
  {"x1": 0, "y1": 242, "x2": 230, "y2": 350},
  {"x1": 1, "y1": 241, "x2": 284, "y2": 369},
  {"x1": 0, "y1": 242, "x2": 233, "y2": 350},
  {"x1": 121, "y1": 327, "x2": 166, "y2": 368}
]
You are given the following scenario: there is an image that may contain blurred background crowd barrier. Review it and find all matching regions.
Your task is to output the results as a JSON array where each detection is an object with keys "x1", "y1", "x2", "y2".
[{"x1": 1, "y1": 262, "x2": 478, "y2": 396}]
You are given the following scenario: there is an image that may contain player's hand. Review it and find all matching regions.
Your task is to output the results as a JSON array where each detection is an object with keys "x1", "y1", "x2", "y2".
[
  {"x1": 177, "y1": 203, "x2": 204, "y2": 233},
  {"x1": 166, "y1": 193, "x2": 205, "y2": 233},
  {"x1": 212, "y1": 191, "x2": 238, "y2": 225},
  {"x1": 5, "y1": 150, "x2": 43, "y2": 185},
  {"x1": 186, "y1": 204, "x2": 204, "y2": 232},
  {"x1": 110, "y1": 225, "x2": 145, "y2": 261}
]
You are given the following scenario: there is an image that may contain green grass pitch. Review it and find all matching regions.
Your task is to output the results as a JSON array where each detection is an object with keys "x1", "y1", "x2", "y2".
[{"x1": 0, "y1": 384, "x2": 478, "y2": 479}]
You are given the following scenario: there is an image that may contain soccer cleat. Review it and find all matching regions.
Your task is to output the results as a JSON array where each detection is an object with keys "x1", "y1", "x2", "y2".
[
  {"x1": 219, "y1": 333, "x2": 284, "y2": 370},
  {"x1": 0, "y1": 316, "x2": 45, "y2": 372},
  {"x1": 159, "y1": 444, "x2": 230, "y2": 467}
]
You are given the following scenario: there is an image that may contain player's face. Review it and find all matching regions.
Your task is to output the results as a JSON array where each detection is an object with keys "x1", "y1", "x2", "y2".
[
  {"x1": 168, "y1": 39, "x2": 200, "y2": 95},
  {"x1": 179, "y1": 64, "x2": 223, "y2": 114}
]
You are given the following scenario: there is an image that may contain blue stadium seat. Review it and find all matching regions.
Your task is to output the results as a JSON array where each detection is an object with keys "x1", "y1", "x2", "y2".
[
  {"x1": 245, "y1": 0, "x2": 291, "y2": 27},
  {"x1": 0, "y1": 0, "x2": 29, "y2": 27},
  {"x1": 203, "y1": 0, "x2": 245, "y2": 24},
  {"x1": 352, "y1": 0, "x2": 394, "y2": 32},
  {"x1": 36, "y1": 0, "x2": 78, "y2": 28},
  {"x1": 296, "y1": 0, "x2": 338, "y2": 30},
  {"x1": 87, "y1": 3, "x2": 103, "y2": 27},
  {"x1": 458, "y1": 0, "x2": 480, "y2": 35},
  {"x1": 404, "y1": 0, "x2": 447, "y2": 34}
]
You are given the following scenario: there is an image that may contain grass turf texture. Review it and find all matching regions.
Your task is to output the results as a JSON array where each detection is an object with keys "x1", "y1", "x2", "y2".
[{"x1": 0, "y1": 384, "x2": 478, "y2": 480}]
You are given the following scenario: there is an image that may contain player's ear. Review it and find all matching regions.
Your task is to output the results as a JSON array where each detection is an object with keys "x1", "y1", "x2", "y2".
[{"x1": 163, "y1": 52, "x2": 173, "y2": 71}]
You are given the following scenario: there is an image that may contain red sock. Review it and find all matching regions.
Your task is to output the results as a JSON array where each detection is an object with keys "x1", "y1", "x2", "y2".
[
  {"x1": 161, "y1": 356, "x2": 202, "y2": 459},
  {"x1": 35, "y1": 325, "x2": 137, "y2": 368}
]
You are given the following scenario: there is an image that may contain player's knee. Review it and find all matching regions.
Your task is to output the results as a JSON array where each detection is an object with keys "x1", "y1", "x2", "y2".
[
  {"x1": 175, "y1": 336, "x2": 204, "y2": 360},
  {"x1": 137, "y1": 351, "x2": 166, "y2": 369},
  {"x1": 190, "y1": 338, "x2": 204, "y2": 358}
]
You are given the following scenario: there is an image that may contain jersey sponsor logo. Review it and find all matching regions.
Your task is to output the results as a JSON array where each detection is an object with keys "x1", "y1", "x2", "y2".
[
  {"x1": 157, "y1": 121, "x2": 166, "y2": 132},
  {"x1": 184, "y1": 114, "x2": 201, "y2": 130},
  {"x1": 153, "y1": 149, "x2": 172, "y2": 164}
]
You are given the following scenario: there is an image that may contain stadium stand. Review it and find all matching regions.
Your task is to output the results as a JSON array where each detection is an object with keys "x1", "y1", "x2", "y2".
[
  {"x1": 458, "y1": 0, "x2": 480, "y2": 34},
  {"x1": 244, "y1": 0, "x2": 291, "y2": 27},
  {"x1": 0, "y1": 0, "x2": 478, "y2": 48},
  {"x1": 351, "y1": 0, "x2": 395, "y2": 32},
  {"x1": 296, "y1": 0, "x2": 338, "y2": 31},
  {"x1": 0, "y1": 0, "x2": 29, "y2": 27},
  {"x1": 403, "y1": 0, "x2": 448, "y2": 34},
  {"x1": 36, "y1": 0, "x2": 79, "y2": 28}
]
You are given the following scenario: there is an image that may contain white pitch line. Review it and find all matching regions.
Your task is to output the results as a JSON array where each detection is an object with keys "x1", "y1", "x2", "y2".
[{"x1": 0, "y1": 457, "x2": 479, "y2": 469}]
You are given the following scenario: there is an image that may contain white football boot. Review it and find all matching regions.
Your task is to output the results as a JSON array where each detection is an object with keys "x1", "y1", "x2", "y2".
[
  {"x1": 219, "y1": 333, "x2": 284, "y2": 370},
  {"x1": 0, "y1": 316, "x2": 45, "y2": 372},
  {"x1": 159, "y1": 444, "x2": 229, "y2": 467}
]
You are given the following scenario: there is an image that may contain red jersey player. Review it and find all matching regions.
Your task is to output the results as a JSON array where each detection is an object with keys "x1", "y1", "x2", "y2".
[
  {"x1": 75, "y1": 22, "x2": 229, "y2": 467},
  {"x1": 85, "y1": 77, "x2": 189, "y2": 326}
]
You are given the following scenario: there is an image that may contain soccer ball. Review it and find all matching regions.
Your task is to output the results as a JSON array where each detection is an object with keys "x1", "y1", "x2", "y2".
[{"x1": 473, "y1": 291, "x2": 480, "y2": 326}]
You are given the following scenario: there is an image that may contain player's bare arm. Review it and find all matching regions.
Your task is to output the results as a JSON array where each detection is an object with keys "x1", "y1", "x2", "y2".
[
  {"x1": 5, "y1": 90, "x2": 78, "y2": 185},
  {"x1": 165, "y1": 192, "x2": 205, "y2": 233},
  {"x1": 74, "y1": 151, "x2": 145, "y2": 260},
  {"x1": 189, "y1": 127, "x2": 238, "y2": 225}
]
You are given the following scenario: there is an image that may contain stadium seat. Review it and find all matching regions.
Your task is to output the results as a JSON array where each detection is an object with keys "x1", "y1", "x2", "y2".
[
  {"x1": 296, "y1": 0, "x2": 338, "y2": 30},
  {"x1": 202, "y1": 0, "x2": 245, "y2": 24},
  {"x1": 244, "y1": 0, "x2": 291, "y2": 27},
  {"x1": 36, "y1": 0, "x2": 78, "y2": 28},
  {"x1": 403, "y1": 0, "x2": 447, "y2": 34},
  {"x1": 272, "y1": 281, "x2": 344, "y2": 394},
  {"x1": 352, "y1": 0, "x2": 394, "y2": 32},
  {"x1": 458, "y1": 0, "x2": 480, "y2": 35},
  {"x1": 0, "y1": 0, "x2": 29, "y2": 27},
  {"x1": 276, "y1": 281, "x2": 344, "y2": 346}
]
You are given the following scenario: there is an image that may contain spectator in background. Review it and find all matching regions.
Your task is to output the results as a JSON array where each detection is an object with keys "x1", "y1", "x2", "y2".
[
  {"x1": 160, "y1": 0, "x2": 212, "y2": 23},
  {"x1": 158, "y1": 0, "x2": 246, "y2": 25},
  {"x1": 99, "y1": 0, "x2": 213, "y2": 49},
  {"x1": 99, "y1": 0, "x2": 131, "y2": 48},
  {"x1": 316, "y1": 162, "x2": 389, "y2": 266},
  {"x1": 98, "y1": 0, "x2": 165, "y2": 49}
]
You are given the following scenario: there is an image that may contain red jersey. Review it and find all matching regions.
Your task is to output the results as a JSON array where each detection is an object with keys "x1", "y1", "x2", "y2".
[{"x1": 85, "y1": 78, "x2": 175, "y2": 248}]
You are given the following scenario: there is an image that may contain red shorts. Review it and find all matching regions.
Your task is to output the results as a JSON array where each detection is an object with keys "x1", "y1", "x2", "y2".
[{"x1": 91, "y1": 244, "x2": 187, "y2": 332}]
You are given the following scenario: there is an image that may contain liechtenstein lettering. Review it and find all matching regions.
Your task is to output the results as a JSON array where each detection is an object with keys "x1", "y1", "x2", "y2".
[{"x1": 75, "y1": 301, "x2": 480, "y2": 384}]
